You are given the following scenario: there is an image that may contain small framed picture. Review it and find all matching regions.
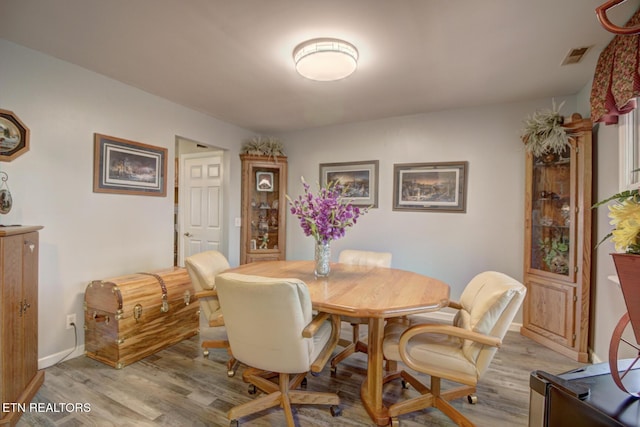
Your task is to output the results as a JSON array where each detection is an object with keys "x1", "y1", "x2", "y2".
[
  {"x1": 0, "y1": 109, "x2": 30, "y2": 162},
  {"x1": 93, "y1": 133, "x2": 167, "y2": 197},
  {"x1": 393, "y1": 161, "x2": 468, "y2": 212},
  {"x1": 319, "y1": 160, "x2": 379, "y2": 207},
  {"x1": 256, "y1": 171, "x2": 274, "y2": 192}
]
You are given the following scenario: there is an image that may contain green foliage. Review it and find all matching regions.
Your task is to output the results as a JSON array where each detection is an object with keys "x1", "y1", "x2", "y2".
[{"x1": 539, "y1": 236, "x2": 569, "y2": 273}]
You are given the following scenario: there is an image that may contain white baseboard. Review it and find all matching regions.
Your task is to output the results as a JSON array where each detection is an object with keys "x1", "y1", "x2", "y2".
[
  {"x1": 39, "y1": 345, "x2": 85, "y2": 370},
  {"x1": 411, "y1": 311, "x2": 523, "y2": 332}
]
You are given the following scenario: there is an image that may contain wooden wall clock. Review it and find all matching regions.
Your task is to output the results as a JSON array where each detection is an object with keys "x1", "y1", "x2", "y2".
[{"x1": 0, "y1": 109, "x2": 29, "y2": 162}]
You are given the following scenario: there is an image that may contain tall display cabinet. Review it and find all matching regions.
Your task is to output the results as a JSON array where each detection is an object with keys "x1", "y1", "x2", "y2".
[
  {"x1": 521, "y1": 113, "x2": 592, "y2": 363},
  {"x1": 0, "y1": 226, "x2": 44, "y2": 426},
  {"x1": 240, "y1": 154, "x2": 287, "y2": 264}
]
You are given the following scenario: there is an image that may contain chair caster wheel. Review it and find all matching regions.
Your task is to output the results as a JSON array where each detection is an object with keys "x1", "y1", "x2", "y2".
[
  {"x1": 390, "y1": 417, "x2": 400, "y2": 427},
  {"x1": 227, "y1": 369, "x2": 235, "y2": 377},
  {"x1": 330, "y1": 366, "x2": 337, "y2": 377},
  {"x1": 248, "y1": 384, "x2": 257, "y2": 395},
  {"x1": 230, "y1": 419, "x2": 239, "y2": 427},
  {"x1": 401, "y1": 380, "x2": 410, "y2": 389},
  {"x1": 467, "y1": 394, "x2": 478, "y2": 404},
  {"x1": 301, "y1": 377, "x2": 308, "y2": 389},
  {"x1": 330, "y1": 405, "x2": 342, "y2": 417},
  {"x1": 203, "y1": 350, "x2": 209, "y2": 357}
]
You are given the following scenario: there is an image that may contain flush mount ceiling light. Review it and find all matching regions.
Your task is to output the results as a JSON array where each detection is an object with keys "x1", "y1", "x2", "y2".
[{"x1": 293, "y1": 38, "x2": 359, "y2": 81}]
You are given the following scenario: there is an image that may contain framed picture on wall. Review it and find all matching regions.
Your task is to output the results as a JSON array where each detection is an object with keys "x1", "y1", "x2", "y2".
[
  {"x1": 319, "y1": 160, "x2": 379, "y2": 207},
  {"x1": 393, "y1": 161, "x2": 468, "y2": 212},
  {"x1": 0, "y1": 109, "x2": 30, "y2": 162},
  {"x1": 93, "y1": 133, "x2": 167, "y2": 197}
]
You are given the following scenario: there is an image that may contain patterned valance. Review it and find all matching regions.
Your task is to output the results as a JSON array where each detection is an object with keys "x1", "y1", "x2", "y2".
[{"x1": 591, "y1": 7, "x2": 640, "y2": 124}]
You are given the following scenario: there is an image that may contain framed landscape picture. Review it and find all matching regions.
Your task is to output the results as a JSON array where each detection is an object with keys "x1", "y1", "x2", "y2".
[
  {"x1": 319, "y1": 160, "x2": 379, "y2": 207},
  {"x1": 93, "y1": 133, "x2": 167, "y2": 197},
  {"x1": 393, "y1": 161, "x2": 468, "y2": 212}
]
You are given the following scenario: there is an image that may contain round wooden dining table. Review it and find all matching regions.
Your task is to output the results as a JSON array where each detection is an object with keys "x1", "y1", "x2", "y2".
[{"x1": 224, "y1": 260, "x2": 450, "y2": 426}]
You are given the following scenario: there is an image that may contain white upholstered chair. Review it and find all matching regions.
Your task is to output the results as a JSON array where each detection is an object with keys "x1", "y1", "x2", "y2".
[
  {"x1": 215, "y1": 272, "x2": 342, "y2": 427},
  {"x1": 330, "y1": 249, "x2": 392, "y2": 374},
  {"x1": 382, "y1": 271, "x2": 526, "y2": 427},
  {"x1": 184, "y1": 250, "x2": 238, "y2": 376}
]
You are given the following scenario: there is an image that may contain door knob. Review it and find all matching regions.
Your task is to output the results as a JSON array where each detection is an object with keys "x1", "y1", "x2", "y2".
[{"x1": 184, "y1": 232, "x2": 193, "y2": 237}]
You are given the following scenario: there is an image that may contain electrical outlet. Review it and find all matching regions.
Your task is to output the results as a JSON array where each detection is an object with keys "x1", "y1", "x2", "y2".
[{"x1": 66, "y1": 313, "x2": 76, "y2": 330}]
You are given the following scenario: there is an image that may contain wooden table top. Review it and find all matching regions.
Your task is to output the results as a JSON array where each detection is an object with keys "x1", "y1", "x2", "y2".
[{"x1": 225, "y1": 260, "x2": 450, "y2": 318}]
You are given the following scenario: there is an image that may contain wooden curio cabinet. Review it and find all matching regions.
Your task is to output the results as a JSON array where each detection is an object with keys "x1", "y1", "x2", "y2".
[
  {"x1": 240, "y1": 155, "x2": 287, "y2": 264},
  {"x1": 521, "y1": 114, "x2": 592, "y2": 363},
  {"x1": 0, "y1": 226, "x2": 44, "y2": 426}
]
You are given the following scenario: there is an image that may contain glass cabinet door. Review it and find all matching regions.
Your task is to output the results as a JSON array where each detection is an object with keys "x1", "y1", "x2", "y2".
[
  {"x1": 247, "y1": 164, "x2": 281, "y2": 252},
  {"x1": 528, "y1": 148, "x2": 575, "y2": 280}
]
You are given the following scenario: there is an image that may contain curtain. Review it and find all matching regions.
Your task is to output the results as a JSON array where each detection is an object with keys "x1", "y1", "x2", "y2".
[{"x1": 591, "y1": 7, "x2": 640, "y2": 124}]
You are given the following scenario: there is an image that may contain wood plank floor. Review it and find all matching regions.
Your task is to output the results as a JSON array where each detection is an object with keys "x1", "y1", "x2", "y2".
[{"x1": 17, "y1": 328, "x2": 586, "y2": 427}]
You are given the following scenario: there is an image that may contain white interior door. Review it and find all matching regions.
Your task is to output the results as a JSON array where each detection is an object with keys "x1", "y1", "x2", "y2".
[{"x1": 178, "y1": 152, "x2": 223, "y2": 265}]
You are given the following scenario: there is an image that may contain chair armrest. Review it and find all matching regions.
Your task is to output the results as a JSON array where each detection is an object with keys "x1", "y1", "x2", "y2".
[
  {"x1": 194, "y1": 289, "x2": 218, "y2": 299},
  {"x1": 302, "y1": 312, "x2": 330, "y2": 338},
  {"x1": 209, "y1": 314, "x2": 224, "y2": 327},
  {"x1": 399, "y1": 323, "x2": 502, "y2": 348},
  {"x1": 447, "y1": 300, "x2": 462, "y2": 310},
  {"x1": 397, "y1": 323, "x2": 502, "y2": 375},
  {"x1": 310, "y1": 314, "x2": 341, "y2": 373},
  {"x1": 194, "y1": 290, "x2": 224, "y2": 326}
]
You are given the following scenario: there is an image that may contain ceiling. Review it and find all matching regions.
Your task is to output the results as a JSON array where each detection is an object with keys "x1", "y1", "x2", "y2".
[{"x1": 1, "y1": 0, "x2": 639, "y2": 134}]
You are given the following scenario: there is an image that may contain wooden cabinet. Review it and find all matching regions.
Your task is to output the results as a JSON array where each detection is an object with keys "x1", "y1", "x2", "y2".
[
  {"x1": 521, "y1": 114, "x2": 592, "y2": 363},
  {"x1": 0, "y1": 226, "x2": 44, "y2": 426},
  {"x1": 240, "y1": 155, "x2": 287, "y2": 264}
]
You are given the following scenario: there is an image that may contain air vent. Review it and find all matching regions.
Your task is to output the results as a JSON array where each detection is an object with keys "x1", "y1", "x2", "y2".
[{"x1": 561, "y1": 46, "x2": 591, "y2": 66}]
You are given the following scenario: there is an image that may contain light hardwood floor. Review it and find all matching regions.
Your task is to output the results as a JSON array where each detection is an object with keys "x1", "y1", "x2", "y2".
[{"x1": 17, "y1": 328, "x2": 585, "y2": 427}]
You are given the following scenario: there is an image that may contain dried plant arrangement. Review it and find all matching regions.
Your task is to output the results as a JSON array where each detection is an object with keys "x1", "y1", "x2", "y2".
[
  {"x1": 240, "y1": 136, "x2": 285, "y2": 157},
  {"x1": 521, "y1": 100, "x2": 578, "y2": 157}
]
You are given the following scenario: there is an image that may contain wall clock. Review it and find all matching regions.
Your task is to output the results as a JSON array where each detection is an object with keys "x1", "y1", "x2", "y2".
[{"x1": 0, "y1": 109, "x2": 29, "y2": 162}]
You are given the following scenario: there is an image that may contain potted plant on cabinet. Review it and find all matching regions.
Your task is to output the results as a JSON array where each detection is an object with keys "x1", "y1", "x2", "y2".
[{"x1": 521, "y1": 100, "x2": 578, "y2": 157}]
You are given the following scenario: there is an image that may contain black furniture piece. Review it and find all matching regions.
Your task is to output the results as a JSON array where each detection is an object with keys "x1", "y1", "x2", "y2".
[{"x1": 530, "y1": 361, "x2": 640, "y2": 427}]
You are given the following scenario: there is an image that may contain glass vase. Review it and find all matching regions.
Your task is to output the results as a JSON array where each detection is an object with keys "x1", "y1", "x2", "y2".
[{"x1": 314, "y1": 241, "x2": 331, "y2": 277}]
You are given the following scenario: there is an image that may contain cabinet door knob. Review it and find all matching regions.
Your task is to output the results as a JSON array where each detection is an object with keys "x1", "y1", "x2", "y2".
[{"x1": 25, "y1": 241, "x2": 35, "y2": 253}]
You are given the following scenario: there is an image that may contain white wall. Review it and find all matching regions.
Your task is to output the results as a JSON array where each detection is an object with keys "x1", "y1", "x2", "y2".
[
  {"x1": 280, "y1": 97, "x2": 578, "y2": 310},
  {"x1": 575, "y1": 80, "x2": 629, "y2": 362},
  {"x1": 0, "y1": 40, "x2": 253, "y2": 366},
  {"x1": 591, "y1": 122, "x2": 626, "y2": 362}
]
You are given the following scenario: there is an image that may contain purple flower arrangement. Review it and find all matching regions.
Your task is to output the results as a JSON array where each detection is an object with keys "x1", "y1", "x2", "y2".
[{"x1": 287, "y1": 178, "x2": 367, "y2": 244}]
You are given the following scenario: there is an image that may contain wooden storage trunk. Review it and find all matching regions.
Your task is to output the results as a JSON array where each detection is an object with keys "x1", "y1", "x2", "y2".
[{"x1": 84, "y1": 267, "x2": 199, "y2": 368}]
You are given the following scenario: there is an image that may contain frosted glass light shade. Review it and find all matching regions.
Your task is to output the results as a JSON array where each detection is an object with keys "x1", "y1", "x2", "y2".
[{"x1": 293, "y1": 38, "x2": 358, "y2": 81}]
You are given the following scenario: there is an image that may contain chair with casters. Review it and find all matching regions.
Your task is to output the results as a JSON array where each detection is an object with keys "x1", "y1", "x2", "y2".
[
  {"x1": 330, "y1": 249, "x2": 392, "y2": 375},
  {"x1": 184, "y1": 250, "x2": 238, "y2": 377},
  {"x1": 381, "y1": 271, "x2": 526, "y2": 427},
  {"x1": 215, "y1": 272, "x2": 343, "y2": 427}
]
